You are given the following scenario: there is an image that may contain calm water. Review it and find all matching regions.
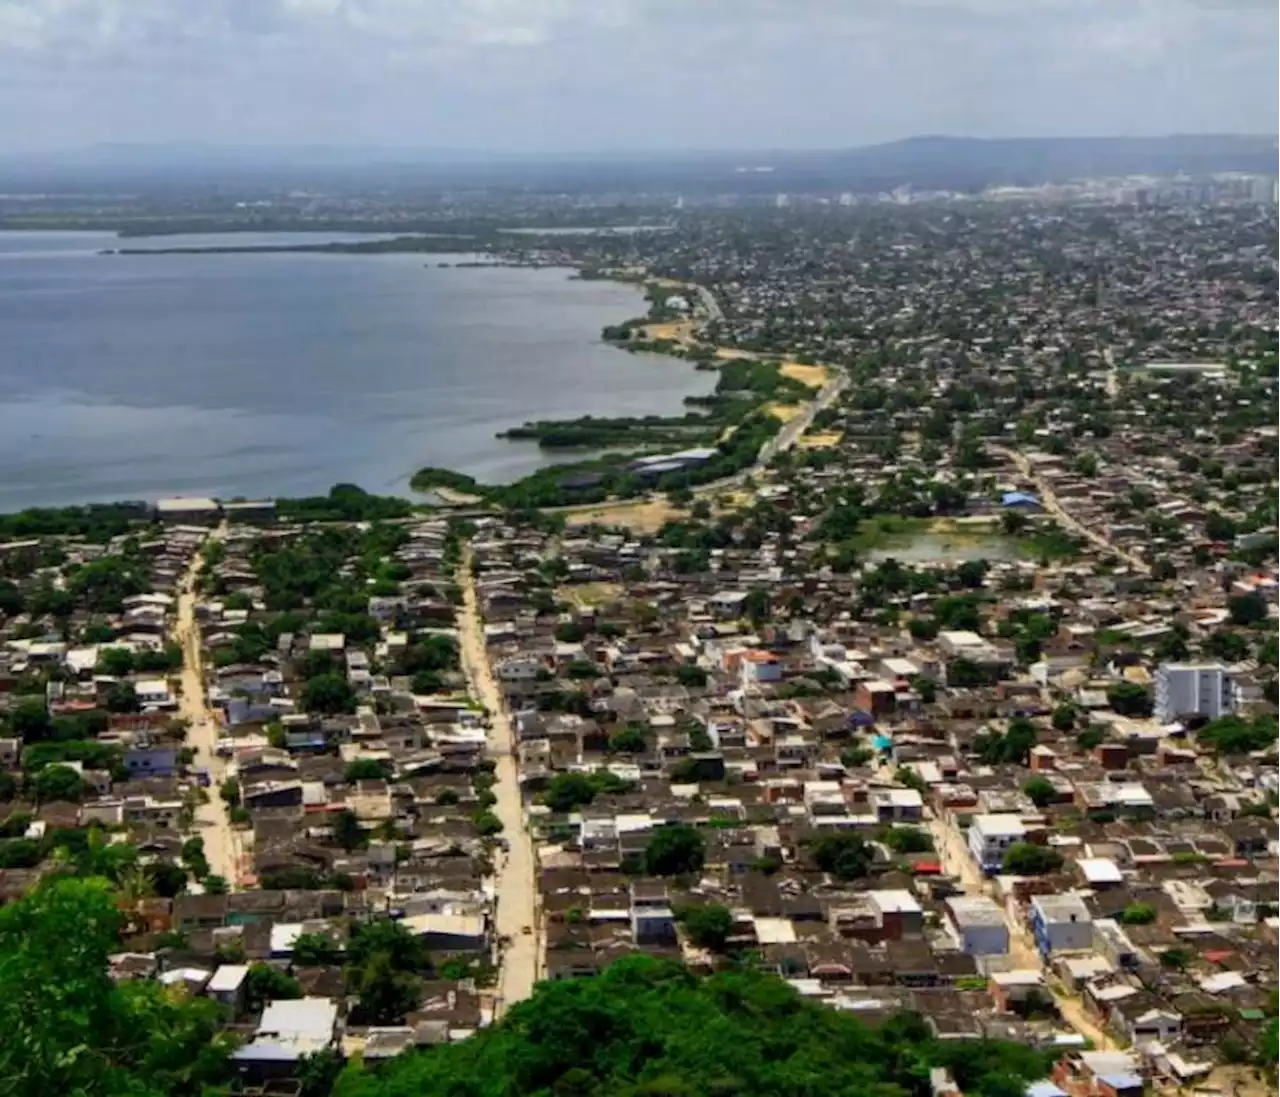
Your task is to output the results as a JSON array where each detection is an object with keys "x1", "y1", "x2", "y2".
[
  {"x1": 0, "y1": 231, "x2": 713, "y2": 510},
  {"x1": 868, "y1": 532, "x2": 1020, "y2": 564}
]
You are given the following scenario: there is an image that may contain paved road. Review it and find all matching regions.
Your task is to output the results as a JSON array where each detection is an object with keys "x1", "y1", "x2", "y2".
[
  {"x1": 693, "y1": 283, "x2": 724, "y2": 323},
  {"x1": 175, "y1": 524, "x2": 241, "y2": 888},
  {"x1": 457, "y1": 551, "x2": 541, "y2": 1016}
]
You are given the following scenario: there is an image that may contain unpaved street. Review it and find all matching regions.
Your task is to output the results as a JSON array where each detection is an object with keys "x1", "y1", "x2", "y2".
[
  {"x1": 457, "y1": 550, "x2": 540, "y2": 1016},
  {"x1": 924, "y1": 805, "x2": 1118, "y2": 1050},
  {"x1": 175, "y1": 526, "x2": 240, "y2": 888}
]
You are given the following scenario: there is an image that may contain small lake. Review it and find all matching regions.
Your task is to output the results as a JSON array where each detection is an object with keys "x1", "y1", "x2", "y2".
[{"x1": 867, "y1": 532, "x2": 1022, "y2": 564}]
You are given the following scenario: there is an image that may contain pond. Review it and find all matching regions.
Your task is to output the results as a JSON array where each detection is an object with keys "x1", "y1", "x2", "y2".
[{"x1": 867, "y1": 531, "x2": 1022, "y2": 564}]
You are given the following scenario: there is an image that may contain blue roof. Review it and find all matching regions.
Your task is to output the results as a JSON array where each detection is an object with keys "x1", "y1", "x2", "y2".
[
  {"x1": 873, "y1": 735, "x2": 894, "y2": 750},
  {"x1": 1001, "y1": 491, "x2": 1042, "y2": 506}
]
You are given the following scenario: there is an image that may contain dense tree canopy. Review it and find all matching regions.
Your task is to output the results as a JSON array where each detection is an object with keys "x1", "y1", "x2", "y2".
[
  {"x1": 1002, "y1": 842, "x2": 1064, "y2": 876},
  {"x1": 809, "y1": 831, "x2": 875, "y2": 879},
  {"x1": 333, "y1": 955, "x2": 1053, "y2": 1097},
  {"x1": 643, "y1": 823, "x2": 706, "y2": 876},
  {"x1": 0, "y1": 877, "x2": 233, "y2": 1097}
]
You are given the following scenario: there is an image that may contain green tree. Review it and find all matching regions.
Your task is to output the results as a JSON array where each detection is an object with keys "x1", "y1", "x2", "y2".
[
  {"x1": 0, "y1": 877, "x2": 233, "y2": 1097},
  {"x1": 1204, "y1": 631, "x2": 1250, "y2": 662},
  {"x1": 644, "y1": 824, "x2": 705, "y2": 876},
  {"x1": 347, "y1": 918, "x2": 427, "y2": 972},
  {"x1": 1197, "y1": 714, "x2": 1278, "y2": 755},
  {"x1": 9, "y1": 699, "x2": 53, "y2": 742},
  {"x1": 1106, "y1": 682, "x2": 1152, "y2": 717},
  {"x1": 810, "y1": 832, "x2": 874, "y2": 880},
  {"x1": 879, "y1": 825, "x2": 933, "y2": 854},
  {"x1": 608, "y1": 726, "x2": 649, "y2": 754},
  {"x1": 300, "y1": 673, "x2": 358, "y2": 715},
  {"x1": 542, "y1": 772, "x2": 611, "y2": 813},
  {"x1": 349, "y1": 950, "x2": 422, "y2": 1026},
  {"x1": 96, "y1": 647, "x2": 136, "y2": 677},
  {"x1": 1002, "y1": 842, "x2": 1063, "y2": 876},
  {"x1": 1228, "y1": 592, "x2": 1268, "y2": 627},
  {"x1": 909, "y1": 616, "x2": 939, "y2": 641},
  {"x1": 244, "y1": 962, "x2": 303, "y2": 1011},
  {"x1": 146, "y1": 861, "x2": 189, "y2": 899},
  {"x1": 1205, "y1": 513, "x2": 1237, "y2": 542},
  {"x1": 675, "y1": 664, "x2": 708, "y2": 688},
  {"x1": 345, "y1": 758, "x2": 393, "y2": 782},
  {"x1": 1051, "y1": 704, "x2": 1076, "y2": 732},
  {"x1": 291, "y1": 931, "x2": 344, "y2": 967},
  {"x1": 105, "y1": 681, "x2": 141, "y2": 714},
  {"x1": 1120, "y1": 902, "x2": 1156, "y2": 925},
  {"x1": 327, "y1": 954, "x2": 1054, "y2": 1097},
  {"x1": 678, "y1": 903, "x2": 734, "y2": 951},
  {"x1": 841, "y1": 746, "x2": 874, "y2": 768},
  {"x1": 298, "y1": 1049, "x2": 346, "y2": 1097},
  {"x1": 1076, "y1": 725, "x2": 1106, "y2": 750},
  {"x1": 1022, "y1": 778, "x2": 1057, "y2": 808},
  {"x1": 742, "y1": 587, "x2": 770, "y2": 626},
  {"x1": 332, "y1": 809, "x2": 367, "y2": 851},
  {"x1": 1260, "y1": 1015, "x2": 1277, "y2": 1069},
  {"x1": 472, "y1": 809, "x2": 503, "y2": 836},
  {"x1": 32, "y1": 763, "x2": 86, "y2": 803}
]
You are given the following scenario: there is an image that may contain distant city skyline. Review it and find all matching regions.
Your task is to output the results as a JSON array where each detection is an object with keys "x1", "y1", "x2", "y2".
[{"x1": 0, "y1": 0, "x2": 1276, "y2": 153}]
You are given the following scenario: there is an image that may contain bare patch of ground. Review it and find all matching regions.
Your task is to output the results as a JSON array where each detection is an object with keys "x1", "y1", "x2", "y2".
[
  {"x1": 557, "y1": 582, "x2": 624, "y2": 608},
  {"x1": 765, "y1": 401, "x2": 804, "y2": 423},
  {"x1": 779, "y1": 361, "x2": 829, "y2": 388},
  {"x1": 563, "y1": 497, "x2": 685, "y2": 533},
  {"x1": 798, "y1": 431, "x2": 842, "y2": 449},
  {"x1": 637, "y1": 319, "x2": 697, "y2": 343}
]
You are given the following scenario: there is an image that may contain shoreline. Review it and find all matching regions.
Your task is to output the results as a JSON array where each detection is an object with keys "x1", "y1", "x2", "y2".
[{"x1": 0, "y1": 229, "x2": 840, "y2": 516}]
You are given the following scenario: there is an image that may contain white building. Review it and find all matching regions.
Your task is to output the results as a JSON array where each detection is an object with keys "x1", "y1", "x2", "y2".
[
  {"x1": 945, "y1": 896, "x2": 1010, "y2": 955},
  {"x1": 1030, "y1": 893, "x2": 1093, "y2": 956},
  {"x1": 967, "y1": 813, "x2": 1026, "y2": 875},
  {"x1": 1154, "y1": 663, "x2": 1237, "y2": 723}
]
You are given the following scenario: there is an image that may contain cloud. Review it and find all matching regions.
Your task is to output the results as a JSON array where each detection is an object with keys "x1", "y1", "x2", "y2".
[{"x1": 0, "y1": 0, "x2": 1273, "y2": 150}]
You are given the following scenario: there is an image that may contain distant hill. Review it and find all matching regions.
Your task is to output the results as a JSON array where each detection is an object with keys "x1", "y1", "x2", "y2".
[
  {"x1": 810, "y1": 133, "x2": 1278, "y2": 190},
  {"x1": 2, "y1": 133, "x2": 1274, "y2": 195}
]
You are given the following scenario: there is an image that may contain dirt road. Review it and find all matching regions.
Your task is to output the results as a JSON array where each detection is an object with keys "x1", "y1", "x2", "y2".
[
  {"x1": 991, "y1": 444, "x2": 1149, "y2": 573},
  {"x1": 457, "y1": 550, "x2": 541, "y2": 1016},
  {"x1": 175, "y1": 526, "x2": 240, "y2": 888},
  {"x1": 925, "y1": 806, "x2": 1118, "y2": 1048}
]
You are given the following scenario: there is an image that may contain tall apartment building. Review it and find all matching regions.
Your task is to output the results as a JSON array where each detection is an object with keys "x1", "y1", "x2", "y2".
[{"x1": 1154, "y1": 662, "x2": 1237, "y2": 723}]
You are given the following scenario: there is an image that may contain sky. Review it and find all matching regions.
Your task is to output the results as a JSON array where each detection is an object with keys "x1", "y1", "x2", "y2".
[{"x1": 0, "y1": 0, "x2": 1276, "y2": 153}]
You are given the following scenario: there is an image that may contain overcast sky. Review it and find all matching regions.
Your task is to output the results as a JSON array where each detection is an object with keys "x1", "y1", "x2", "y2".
[{"x1": 0, "y1": 0, "x2": 1275, "y2": 152}]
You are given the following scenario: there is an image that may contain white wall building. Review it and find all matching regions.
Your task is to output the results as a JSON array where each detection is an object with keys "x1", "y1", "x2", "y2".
[
  {"x1": 1030, "y1": 893, "x2": 1093, "y2": 956},
  {"x1": 967, "y1": 813, "x2": 1026, "y2": 875},
  {"x1": 1154, "y1": 663, "x2": 1237, "y2": 723},
  {"x1": 945, "y1": 896, "x2": 1010, "y2": 956}
]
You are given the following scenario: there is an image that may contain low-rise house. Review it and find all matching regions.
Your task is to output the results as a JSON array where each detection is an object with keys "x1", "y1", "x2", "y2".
[
  {"x1": 945, "y1": 896, "x2": 1010, "y2": 956},
  {"x1": 231, "y1": 997, "x2": 340, "y2": 1083},
  {"x1": 967, "y1": 813, "x2": 1026, "y2": 875},
  {"x1": 1030, "y1": 893, "x2": 1093, "y2": 957}
]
